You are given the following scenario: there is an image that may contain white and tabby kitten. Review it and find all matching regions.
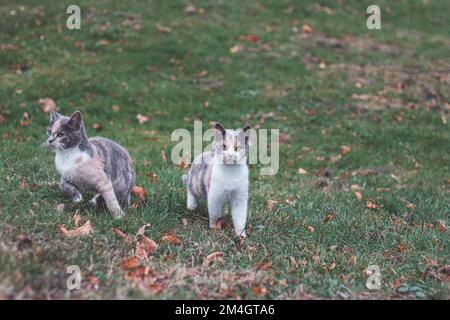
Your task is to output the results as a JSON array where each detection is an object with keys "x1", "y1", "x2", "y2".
[
  {"x1": 182, "y1": 123, "x2": 251, "y2": 237},
  {"x1": 45, "y1": 109, "x2": 135, "y2": 219}
]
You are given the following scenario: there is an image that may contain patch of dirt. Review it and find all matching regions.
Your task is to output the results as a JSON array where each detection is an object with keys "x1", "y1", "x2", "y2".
[
  {"x1": 298, "y1": 32, "x2": 403, "y2": 55},
  {"x1": 321, "y1": 61, "x2": 450, "y2": 112}
]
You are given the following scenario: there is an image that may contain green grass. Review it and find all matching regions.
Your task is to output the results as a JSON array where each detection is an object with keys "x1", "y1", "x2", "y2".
[{"x1": 0, "y1": 0, "x2": 449, "y2": 299}]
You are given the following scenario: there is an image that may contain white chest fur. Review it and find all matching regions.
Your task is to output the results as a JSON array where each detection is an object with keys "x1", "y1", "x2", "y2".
[
  {"x1": 211, "y1": 164, "x2": 249, "y2": 193},
  {"x1": 55, "y1": 148, "x2": 90, "y2": 178}
]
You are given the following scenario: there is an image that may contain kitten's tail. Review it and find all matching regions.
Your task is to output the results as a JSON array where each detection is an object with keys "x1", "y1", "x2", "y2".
[{"x1": 181, "y1": 174, "x2": 187, "y2": 186}]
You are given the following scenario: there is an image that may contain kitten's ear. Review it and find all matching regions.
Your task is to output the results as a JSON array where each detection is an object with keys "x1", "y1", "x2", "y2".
[
  {"x1": 240, "y1": 124, "x2": 251, "y2": 134},
  {"x1": 68, "y1": 111, "x2": 82, "y2": 129},
  {"x1": 49, "y1": 108, "x2": 61, "y2": 123},
  {"x1": 214, "y1": 122, "x2": 226, "y2": 136},
  {"x1": 239, "y1": 124, "x2": 252, "y2": 145},
  {"x1": 214, "y1": 122, "x2": 226, "y2": 146}
]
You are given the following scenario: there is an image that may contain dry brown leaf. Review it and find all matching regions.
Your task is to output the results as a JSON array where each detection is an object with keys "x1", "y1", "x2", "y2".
[
  {"x1": 202, "y1": 251, "x2": 224, "y2": 267},
  {"x1": 329, "y1": 261, "x2": 336, "y2": 271},
  {"x1": 92, "y1": 122, "x2": 102, "y2": 131},
  {"x1": 230, "y1": 44, "x2": 245, "y2": 53},
  {"x1": 147, "y1": 172, "x2": 158, "y2": 183},
  {"x1": 160, "y1": 150, "x2": 167, "y2": 162},
  {"x1": 236, "y1": 34, "x2": 261, "y2": 43},
  {"x1": 120, "y1": 256, "x2": 140, "y2": 270},
  {"x1": 437, "y1": 220, "x2": 446, "y2": 232},
  {"x1": 307, "y1": 225, "x2": 315, "y2": 233},
  {"x1": 155, "y1": 23, "x2": 171, "y2": 33},
  {"x1": 59, "y1": 220, "x2": 93, "y2": 238},
  {"x1": 252, "y1": 285, "x2": 268, "y2": 297},
  {"x1": 348, "y1": 255, "x2": 357, "y2": 266},
  {"x1": 38, "y1": 98, "x2": 56, "y2": 114},
  {"x1": 253, "y1": 262, "x2": 272, "y2": 271},
  {"x1": 302, "y1": 24, "x2": 313, "y2": 33},
  {"x1": 365, "y1": 199, "x2": 377, "y2": 209},
  {"x1": 354, "y1": 191, "x2": 362, "y2": 202},
  {"x1": 132, "y1": 186, "x2": 146, "y2": 201},
  {"x1": 298, "y1": 168, "x2": 307, "y2": 174},
  {"x1": 176, "y1": 160, "x2": 191, "y2": 170},
  {"x1": 111, "y1": 227, "x2": 132, "y2": 242},
  {"x1": 20, "y1": 112, "x2": 31, "y2": 127},
  {"x1": 265, "y1": 199, "x2": 277, "y2": 212},
  {"x1": 324, "y1": 212, "x2": 334, "y2": 223},
  {"x1": 340, "y1": 145, "x2": 352, "y2": 155},
  {"x1": 161, "y1": 232, "x2": 182, "y2": 245},
  {"x1": 112, "y1": 104, "x2": 120, "y2": 112},
  {"x1": 73, "y1": 213, "x2": 81, "y2": 227},
  {"x1": 137, "y1": 114, "x2": 150, "y2": 124},
  {"x1": 135, "y1": 236, "x2": 159, "y2": 260}
]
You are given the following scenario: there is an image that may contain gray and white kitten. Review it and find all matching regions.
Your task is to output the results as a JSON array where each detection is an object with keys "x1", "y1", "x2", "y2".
[
  {"x1": 45, "y1": 109, "x2": 135, "y2": 219},
  {"x1": 182, "y1": 123, "x2": 251, "y2": 237}
]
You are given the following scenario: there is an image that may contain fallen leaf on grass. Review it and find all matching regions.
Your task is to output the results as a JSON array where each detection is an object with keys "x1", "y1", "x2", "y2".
[
  {"x1": 112, "y1": 104, "x2": 120, "y2": 112},
  {"x1": 92, "y1": 122, "x2": 102, "y2": 131},
  {"x1": 324, "y1": 212, "x2": 334, "y2": 223},
  {"x1": 365, "y1": 199, "x2": 378, "y2": 209},
  {"x1": 59, "y1": 220, "x2": 93, "y2": 238},
  {"x1": 73, "y1": 213, "x2": 81, "y2": 227},
  {"x1": 175, "y1": 160, "x2": 191, "y2": 170},
  {"x1": 132, "y1": 186, "x2": 146, "y2": 201},
  {"x1": 354, "y1": 191, "x2": 362, "y2": 202},
  {"x1": 120, "y1": 256, "x2": 140, "y2": 270},
  {"x1": 307, "y1": 225, "x2": 315, "y2": 233},
  {"x1": 437, "y1": 220, "x2": 446, "y2": 232},
  {"x1": 135, "y1": 236, "x2": 159, "y2": 260},
  {"x1": 230, "y1": 44, "x2": 245, "y2": 53},
  {"x1": 236, "y1": 34, "x2": 260, "y2": 43},
  {"x1": 137, "y1": 114, "x2": 150, "y2": 124},
  {"x1": 302, "y1": 24, "x2": 313, "y2": 33},
  {"x1": 252, "y1": 286, "x2": 268, "y2": 297},
  {"x1": 253, "y1": 262, "x2": 272, "y2": 271},
  {"x1": 20, "y1": 112, "x2": 31, "y2": 127},
  {"x1": 38, "y1": 98, "x2": 56, "y2": 114},
  {"x1": 161, "y1": 232, "x2": 182, "y2": 245},
  {"x1": 298, "y1": 168, "x2": 307, "y2": 174},
  {"x1": 340, "y1": 145, "x2": 352, "y2": 155},
  {"x1": 111, "y1": 227, "x2": 132, "y2": 242},
  {"x1": 160, "y1": 150, "x2": 167, "y2": 162},
  {"x1": 155, "y1": 23, "x2": 171, "y2": 33},
  {"x1": 202, "y1": 252, "x2": 224, "y2": 267},
  {"x1": 348, "y1": 255, "x2": 357, "y2": 266},
  {"x1": 147, "y1": 172, "x2": 157, "y2": 183},
  {"x1": 265, "y1": 200, "x2": 277, "y2": 212}
]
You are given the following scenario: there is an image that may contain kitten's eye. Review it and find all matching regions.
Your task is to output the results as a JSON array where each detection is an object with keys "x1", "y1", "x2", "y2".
[
  {"x1": 234, "y1": 146, "x2": 238, "y2": 151},
  {"x1": 57, "y1": 132, "x2": 65, "y2": 138},
  {"x1": 222, "y1": 144, "x2": 227, "y2": 151}
]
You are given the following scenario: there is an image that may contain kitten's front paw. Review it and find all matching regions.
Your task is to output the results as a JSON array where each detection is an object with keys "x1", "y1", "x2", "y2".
[
  {"x1": 187, "y1": 198, "x2": 197, "y2": 211},
  {"x1": 72, "y1": 194, "x2": 82, "y2": 203},
  {"x1": 235, "y1": 229, "x2": 246, "y2": 238}
]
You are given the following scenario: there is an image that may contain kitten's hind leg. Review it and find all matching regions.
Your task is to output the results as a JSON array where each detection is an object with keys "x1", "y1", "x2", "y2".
[
  {"x1": 60, "y1": 179, "x2": 82, "y2": 203},
  {"x1": 187, "y1": 188, "x2": 197, "y2": 211},
  {"x1": 97, "y1": 179, "x2": 124, "y2": 219}
]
